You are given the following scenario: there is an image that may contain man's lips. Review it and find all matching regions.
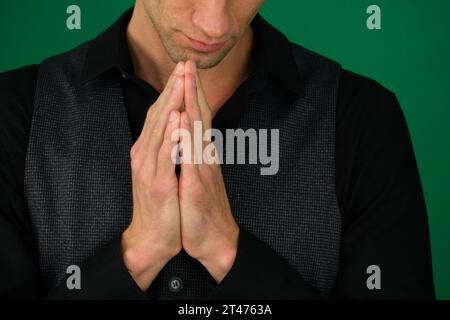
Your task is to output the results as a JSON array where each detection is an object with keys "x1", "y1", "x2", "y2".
[{"x1": 184, "y1": 35, "x2": 224, "y2": 53}]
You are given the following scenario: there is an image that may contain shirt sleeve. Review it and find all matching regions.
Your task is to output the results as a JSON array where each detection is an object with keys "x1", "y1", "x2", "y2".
[
  {"x1": 209, "y1": 70, "x2": 435, "y2": 300},
  {"x1": 333, "y1": 71, "x2": 435, "y2": 299},
  {"x1": 45, "y1": 236, "x2": 153, "y2": 300},
  {"x1": 208, "y1": 227, "x2": 322, "y2": 299},
  {"x1": 0, "y1": 66, "x2": 155, "y2": 300}
]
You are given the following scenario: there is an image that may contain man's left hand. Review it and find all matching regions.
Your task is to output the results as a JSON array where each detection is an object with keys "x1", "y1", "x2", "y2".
[{"x1": 178, "y1": 60, "x2": 239, "y2": 284}]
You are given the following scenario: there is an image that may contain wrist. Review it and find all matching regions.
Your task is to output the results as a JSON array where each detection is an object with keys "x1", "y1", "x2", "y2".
[
  {"x1": 198, "y1": 228, "x2": 239, "y2": 284},
  {"x1": 120, "y1": 229, "x2": 171, "y2": 291}
]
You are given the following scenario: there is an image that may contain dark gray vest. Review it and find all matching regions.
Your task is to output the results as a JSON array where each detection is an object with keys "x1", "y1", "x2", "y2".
[{"x1": 25, "y1": 42, "x2": 342, "y2": 299}]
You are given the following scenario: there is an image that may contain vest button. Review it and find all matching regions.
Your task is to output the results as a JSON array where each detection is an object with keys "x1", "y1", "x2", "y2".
[{"x1": 169, "y1": 277, "x2": 183, "y2": 292}]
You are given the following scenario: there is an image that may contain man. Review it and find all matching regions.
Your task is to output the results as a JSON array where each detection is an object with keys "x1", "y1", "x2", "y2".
[{"x1": 0, "y1": 1, "x2": 435, "y2": 299}]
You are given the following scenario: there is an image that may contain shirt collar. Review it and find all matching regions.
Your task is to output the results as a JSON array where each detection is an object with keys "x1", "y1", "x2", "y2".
[
  {"x1": 250, "y1": 14, "x2": 303, "y2": 96},
  {"x1": 80, "y1": 7, "x2": 303, "y2": 96},
  {"x1": 79, "y1": 8, "x2": 133, "y2": 84}
]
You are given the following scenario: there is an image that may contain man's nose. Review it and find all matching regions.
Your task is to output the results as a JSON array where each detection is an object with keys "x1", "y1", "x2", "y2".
[{"x1": 192, "y1": 0, "x2": 230, "y2": 40}]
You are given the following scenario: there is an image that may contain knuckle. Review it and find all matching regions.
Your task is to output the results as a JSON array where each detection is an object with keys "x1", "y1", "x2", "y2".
[
  {"x1": 130, "y1": 142, "x2": 139, "y2": 159},
  {"x1": 130, "y1": 146, "x2": 143, "y2": 170},
  {"x1": 146, "y1": 106, "x2": 158, "y2": 123},
  {"x1": 151, "y1": 127, "x2": 160, "y2": 137},
  {"x1": 147, "y1": 104, "x2": 157, "y2": 116}
]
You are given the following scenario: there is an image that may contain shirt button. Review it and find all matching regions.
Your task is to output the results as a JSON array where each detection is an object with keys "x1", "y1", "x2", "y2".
[{"x1": 169, "y1": 277, "x2": 183, "y2": 292}]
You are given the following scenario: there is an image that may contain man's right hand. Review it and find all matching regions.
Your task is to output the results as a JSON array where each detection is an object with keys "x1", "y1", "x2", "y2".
[{"x1": 121, "y1": 62, "x2": 185, "y2": 291}]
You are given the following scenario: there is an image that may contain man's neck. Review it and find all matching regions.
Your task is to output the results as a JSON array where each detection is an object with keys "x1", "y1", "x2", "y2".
[{"x1": 126, "y1": 4, "x2": 254, "y2": 116}]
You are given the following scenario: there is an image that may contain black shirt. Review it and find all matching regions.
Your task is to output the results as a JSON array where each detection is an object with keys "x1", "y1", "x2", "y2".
[{"x1": 0, "y1": 9, "x2": 435, "y2": 299}]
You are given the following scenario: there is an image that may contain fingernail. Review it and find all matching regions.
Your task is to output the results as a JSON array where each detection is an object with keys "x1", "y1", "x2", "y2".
[
  {"x1": 191, "y1": 61, "x2": 197, "y2": 74},
  {"x1": 191, "y1": 75, "x2": 196, "y2": 89},
  {"x1": 174, "y1": 62, "x2": 184, "y2": 76},
  {"x1": 169, "y1": 111, "x2": 178, "y2": 122}
]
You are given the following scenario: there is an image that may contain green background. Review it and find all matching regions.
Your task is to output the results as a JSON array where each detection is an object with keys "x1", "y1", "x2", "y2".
[{"x1": 1, "y1": 0, "x2": 449, "y2": 299}]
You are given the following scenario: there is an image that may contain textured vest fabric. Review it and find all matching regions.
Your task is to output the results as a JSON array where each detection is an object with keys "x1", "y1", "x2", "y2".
[{"x1": 25, "y1": 41, "x2": 342, "y2": 299}]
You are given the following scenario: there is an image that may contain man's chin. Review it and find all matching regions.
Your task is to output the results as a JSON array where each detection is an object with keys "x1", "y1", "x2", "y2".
[
  {"x1": 186, "y1": 50, "x2": 231, "y2": 69},
  {"x1": 192, "y1": 57, "x2": 223, "y2": 69},
  {"x1": 168, "y1": 45, "x2": 231, "y2": 69}
]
